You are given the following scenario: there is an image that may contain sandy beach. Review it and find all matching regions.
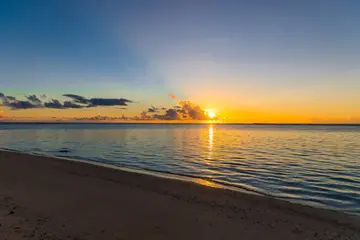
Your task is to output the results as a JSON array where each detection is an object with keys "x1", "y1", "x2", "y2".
[{"x1": 0, "y1": 150, "x2": 359, "y2": 240}]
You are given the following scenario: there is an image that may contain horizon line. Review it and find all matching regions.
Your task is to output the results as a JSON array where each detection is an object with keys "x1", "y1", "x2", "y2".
[{"x1": 0, "y1": 121, "x2": 359, "y2": 126}]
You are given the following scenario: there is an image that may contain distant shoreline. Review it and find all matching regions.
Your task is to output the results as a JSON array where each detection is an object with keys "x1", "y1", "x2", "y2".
[
  {"x1": 1, "y1": 121, "x2": 360, "y2": 126},
  {"x1": 0, "y1": 150, "x2": 359, "y2": 239}
]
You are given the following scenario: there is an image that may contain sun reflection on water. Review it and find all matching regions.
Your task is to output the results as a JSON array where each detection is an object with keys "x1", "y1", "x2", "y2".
[
  {"x1": 208, "y1": 125, "x2": 214, "y2": 160},
  {"x1": 194, "y1": 179, "x2": 218, "y2": 188}
]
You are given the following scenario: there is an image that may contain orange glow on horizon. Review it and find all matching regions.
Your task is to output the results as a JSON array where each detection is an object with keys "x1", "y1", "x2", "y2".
[{"x1": 1, "y1": 103, "x2": 360, "y2": 123}]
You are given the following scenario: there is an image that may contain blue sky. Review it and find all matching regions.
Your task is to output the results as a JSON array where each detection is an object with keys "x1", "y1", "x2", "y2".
[{"x1": 1, "y1": 0, "x2": 360, "y2": 122}]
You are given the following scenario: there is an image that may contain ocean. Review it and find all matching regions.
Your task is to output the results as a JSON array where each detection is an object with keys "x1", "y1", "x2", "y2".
[{"x1": 0, "y1": 123, "x2": 359, "y2": 215}]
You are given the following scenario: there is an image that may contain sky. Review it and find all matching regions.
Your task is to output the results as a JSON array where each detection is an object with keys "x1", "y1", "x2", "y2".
[{"x1": 1, "y1": 0, "x2": 360, "y2": 123}]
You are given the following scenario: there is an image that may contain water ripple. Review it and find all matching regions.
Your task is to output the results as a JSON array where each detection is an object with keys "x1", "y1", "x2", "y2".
[{"x1": 0, "y1": 123, "x2": 360, "y2": 215}]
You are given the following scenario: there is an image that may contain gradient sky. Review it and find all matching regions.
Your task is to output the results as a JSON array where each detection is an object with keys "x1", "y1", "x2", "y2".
[{"x1": 1, "y1": 0, "x2": 360, "y2": 122}]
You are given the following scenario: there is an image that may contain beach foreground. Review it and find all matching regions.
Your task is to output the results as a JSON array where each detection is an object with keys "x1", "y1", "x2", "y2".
[{"x1": 0, "y1": 151, "x2": 359, "y2": 240}]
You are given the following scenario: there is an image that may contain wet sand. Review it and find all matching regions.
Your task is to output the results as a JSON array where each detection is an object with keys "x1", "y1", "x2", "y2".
[{"x1": 0, "y1": 150, "x2": 359, "y2": 240}]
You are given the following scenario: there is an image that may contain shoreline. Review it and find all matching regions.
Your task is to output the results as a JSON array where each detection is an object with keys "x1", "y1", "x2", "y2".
[
  {"x1": 0, "y1": 147, "x2": 259, "y2": 195},
  {"x1": 0, "y1": 147, "x2": 356, "y2": 215},
  {"x1": 1, "y1": 150, "x2": 359, "y2": 239}
]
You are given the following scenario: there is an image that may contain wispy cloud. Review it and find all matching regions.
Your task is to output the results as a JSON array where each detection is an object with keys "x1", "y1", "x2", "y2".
[{"x1": 168, "y1": 93, "x2": 177, "y2": 99}]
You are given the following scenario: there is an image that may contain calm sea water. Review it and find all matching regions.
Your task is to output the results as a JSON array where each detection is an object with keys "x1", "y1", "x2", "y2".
[{"x1": 0, "y1": 123, "x2": 359, "y2": 215}]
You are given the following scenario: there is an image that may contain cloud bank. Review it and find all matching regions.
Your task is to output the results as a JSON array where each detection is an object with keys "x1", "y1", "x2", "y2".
[
  {"x1": 0, "y1": 92, "x2": 133, "y2": 110},
  {"x1": 143, "y1": 94, "x2": 215, "y2": 121},
  {"x1": 0, "y1": 91, "x2": 215, "y2": 121}
]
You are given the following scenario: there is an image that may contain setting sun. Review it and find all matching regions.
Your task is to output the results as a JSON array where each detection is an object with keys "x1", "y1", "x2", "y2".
[
  {"x1": 205, "y1": 109, "x2": 216, "y2": 119},
  {"x1": 208, "y1": 111, "x2": 215, "y2": 119}
]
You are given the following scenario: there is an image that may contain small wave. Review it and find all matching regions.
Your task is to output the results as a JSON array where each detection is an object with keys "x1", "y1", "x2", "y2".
[{"x1": 0, "y1": 147, "x2": 23, "y2": 153}]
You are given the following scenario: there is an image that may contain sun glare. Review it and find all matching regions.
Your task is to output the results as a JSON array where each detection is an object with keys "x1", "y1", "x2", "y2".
[
  {"x1": 208, "y1": 111, "x2": 215, "y2": 119},
  {"x1": 205, "y1": 109, "x2": 216, "y2": 119}
]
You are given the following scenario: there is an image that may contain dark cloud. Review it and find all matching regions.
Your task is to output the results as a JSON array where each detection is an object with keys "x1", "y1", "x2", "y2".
[
  {"x1": 5, "y1": 96, "x2": 16, "y2": 101},
  {"x1": 63, "y1": 94, "x2": 90, "y2": 104},
  {"x1": 147, "y1": 108, "x2": 177, "y2": 120},
  {"x1": 44, "y1": 100, "x2": 85, "y2": 109},
  {"x1": 63, "y1": 101, "x2": 85, "y2": 109},
  {"x1": 164, "y1": 109, "x2": 180, "y2": 120},
  {"x1": 44, "y1": 99, "x2": 63, "y2": 109},
  {"x1": 180, "y1": 101, "x2": 207, "y2": 120},
  {"x1": 26, "y1": 95, "x2": 42, "y2": 105},
  {"x1": 6, "y1": 100, "x2": 37, "y2": 109},
  {"x1": 89, "y1": 98, "x2": 131, "y2": 107},
  {"x1": 137, "y1": 93, "x2": 211, "y2": 120},
  {"x1": 148, "y1": 105, "x2": 158, "y2": 113},
  {"x1": 140, "y1": 111, "x2": 152, "y2": 120},
  {"x1": 1, "y1": 95, "x2": 37, "y2": 109},
  {"x1": 146, "y1": 100, "x2": 213, "y2": 121},
  {"x1": 1, "y1": 93, "x2": 134, "y2": 111},
  {"x1": 63, "y1": 94, "x2": 133, "y2": 107}
]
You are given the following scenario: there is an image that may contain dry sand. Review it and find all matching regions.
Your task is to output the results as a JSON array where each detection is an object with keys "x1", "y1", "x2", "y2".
[{"x1": 0, "y1": 150, "x2": 359, "y2": 240}]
